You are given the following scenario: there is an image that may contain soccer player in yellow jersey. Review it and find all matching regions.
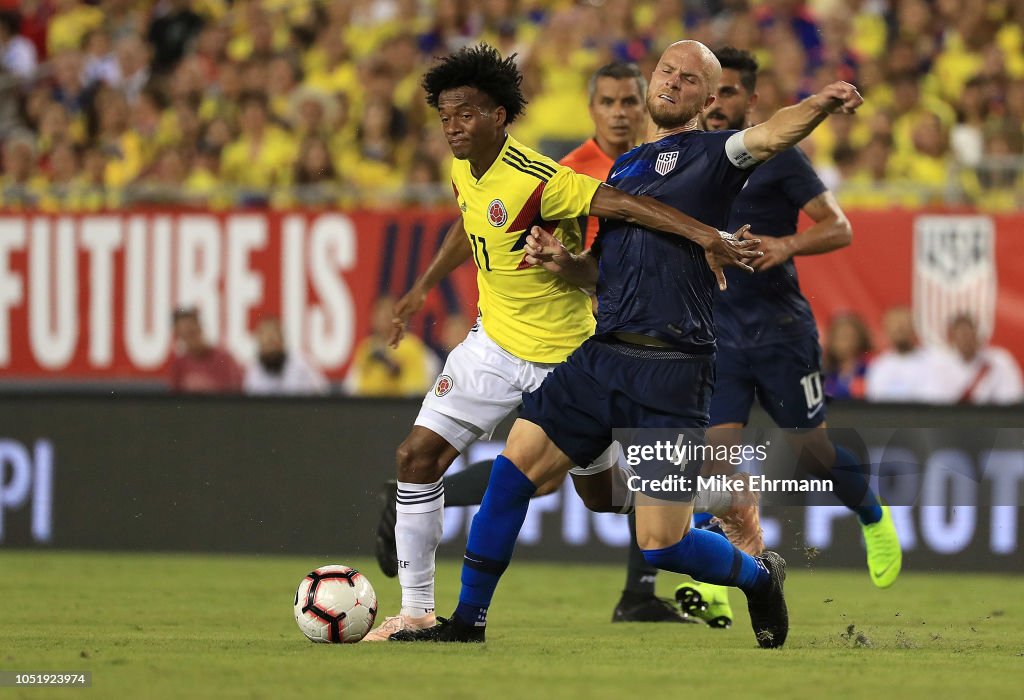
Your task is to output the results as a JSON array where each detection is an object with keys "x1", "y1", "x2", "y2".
[{"x1": 362, "y1": 45, "x2": 759, "y2": 641}]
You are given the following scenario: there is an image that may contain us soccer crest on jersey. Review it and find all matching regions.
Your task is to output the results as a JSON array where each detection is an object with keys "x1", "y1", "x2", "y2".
[{"x1": 655, "y1": 150, "x2": 678, "y2": 176}]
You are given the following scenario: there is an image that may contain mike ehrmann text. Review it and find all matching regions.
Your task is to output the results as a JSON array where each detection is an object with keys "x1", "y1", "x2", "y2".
[{"x1": 626, "y1": 474, "x2": 835, "y2": 493}]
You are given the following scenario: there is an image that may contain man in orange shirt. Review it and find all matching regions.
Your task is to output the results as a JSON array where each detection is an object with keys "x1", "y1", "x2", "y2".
[{"x1": 560, "y1": 62, "x2": 649, "y2": 245}]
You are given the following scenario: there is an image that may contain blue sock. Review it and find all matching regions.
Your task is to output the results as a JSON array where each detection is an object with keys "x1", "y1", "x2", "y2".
[
  {"x1": 693, "y1": 510, "x2": 726, "y2": 537},
  {"x1": 830, "y1": 445, "x2": 882, "y2": 525},
  {"x1": 643, "y1": 528, "x2": 769, "y2": 593},
  {"x1": 454, "y1": 455, "x2": 536, "y2": 627}
]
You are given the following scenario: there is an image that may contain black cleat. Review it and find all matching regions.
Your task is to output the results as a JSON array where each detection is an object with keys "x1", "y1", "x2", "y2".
[
  {"x1": 388, "y1": 616, "x2": 485, "y2": 643},
  {"x1": 374, "y1": 480, "x2": 399, "y2": 578},
  {"x1": 612, "y1": 592, "x2": 698, "y2": 623},
  {"x1": 744, "y1": 551, "x2": 789, "y2": 649}
]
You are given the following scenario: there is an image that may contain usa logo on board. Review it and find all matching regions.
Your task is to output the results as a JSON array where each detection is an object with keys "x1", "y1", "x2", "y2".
[
  {"x1": 913, "y1": 215, "x2": 996, "y2": 346},
  {"x1": 655, "y1": 151, "x2": 678, "y2": 176},
  {"x1": 488, "y1": 199, "x2": 508, "y2": 227}
]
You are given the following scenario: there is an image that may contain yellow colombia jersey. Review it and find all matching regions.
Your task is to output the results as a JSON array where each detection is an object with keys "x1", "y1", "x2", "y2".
[{"x1": 451, "y1": 134, "x2": 601, "y2": 363}]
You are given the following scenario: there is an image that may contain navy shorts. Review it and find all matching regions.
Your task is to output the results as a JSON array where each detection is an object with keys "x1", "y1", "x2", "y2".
[
  {"x1": 520, "y1": 337, "x2": 714, "y2": 498},
  {"x1": 708, "y1": 335, "x2": 826, "y2": 429}
]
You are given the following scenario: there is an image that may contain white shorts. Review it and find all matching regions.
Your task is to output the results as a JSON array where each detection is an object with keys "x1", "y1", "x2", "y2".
[{"x1": 415, "y1": 322, "x2": 615, "y2": 476}]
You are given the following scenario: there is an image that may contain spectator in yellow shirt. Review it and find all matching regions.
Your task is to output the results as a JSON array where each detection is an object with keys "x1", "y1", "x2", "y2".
[
  {"x1": 888, "y1": 72, "x2": 956, "y2": 156},
  {"x1": 889, "y1": 112, "x2": 953, "y2": 198},
  {"x1": 95, "y1": 89, "x2": 144, "y2": 188},
  {"x1": 35, "y1": 102, "x2": 80, "y2": 157},
  {"x1": 38, "y1": 141, "x2": 80, "y2": 212},
  {"x1": 962, "y1": 126, "x2": 1024, "y2": 212},
  {"x1": 220, "y1": 91, "x2": 297, "y2": 201},
  {"x1": 303, "y1": 28, "x2": 359, "y2": 99},
  {"x1": 274, "y1": 135, "x2": 344, "y2": 209},
  {"x1": 47, "y1": 0, "x2": 104, "y2": 55},
  {"x1": 199, "y1": 59, "x2": 243, "y2": 124},
  {"x1": 0, "y1": 134, "x2": 45, "y2": 210},
  {"x1": 128, "y1": 148, "x2": 191, "y2": 206},
  {"x1": 346, "y1": 297, "x2": 439, "y2": 398},
  {"x1": 266, "y1": 55, "x2": 300, "y2": 121},
  {"x1": 837, "y1": 135, "x2": 916, "y2": 210},
  {"x1": 348, "y1": 98, "x2": 406, "y2": 203},
  {"x1": 76, "y1": 145, "x2": 115, "y2": 210},
  {"x1": 183, "y1": 143, "x2": 227, "y2": 208}
]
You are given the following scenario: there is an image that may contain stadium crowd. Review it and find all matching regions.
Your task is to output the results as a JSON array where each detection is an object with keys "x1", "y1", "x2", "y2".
[{"x1": 0, "y1": 0, "x2": 1022, "y2": 211}]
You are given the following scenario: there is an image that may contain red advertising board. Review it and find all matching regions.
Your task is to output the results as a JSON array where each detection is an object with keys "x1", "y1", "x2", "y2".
[
  {"x1": 796, "y1": 211, "x2": 1024, "y2": 357},
  {"x1": 1, "y1": 209, "x2": 1021, "y2": 383},
  {"x1": 0, "y1": 210, "x2": 472, "y2": 381}
]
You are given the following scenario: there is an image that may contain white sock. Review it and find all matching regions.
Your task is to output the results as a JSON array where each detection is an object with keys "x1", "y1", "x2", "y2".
[
  {"x1": 396, "y1": 479, "x2": 444, "y2": 617},
  {"x1": 693, "y1": 486, "x2": 733, "y2": 516}
]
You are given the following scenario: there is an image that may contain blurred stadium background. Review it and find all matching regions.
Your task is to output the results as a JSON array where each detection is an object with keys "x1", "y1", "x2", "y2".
[{"x1": 1, "y1": 0, "x2": 1023, "y2": 604}]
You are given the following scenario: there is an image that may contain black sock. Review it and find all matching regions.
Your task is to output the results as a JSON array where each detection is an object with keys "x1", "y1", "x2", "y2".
[
  {"x1": 443, "y1": 460, "x2": 494, "y2": 507},
  {"x1": 831, "y1": 444, "x2": 883, "y2": 524},
  {"x1": 624, "y1": 511, "x2": 657, "y2": 596}
]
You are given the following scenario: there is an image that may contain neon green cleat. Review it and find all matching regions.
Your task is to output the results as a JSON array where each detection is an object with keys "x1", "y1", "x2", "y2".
[
  {"x1": 863, "y1": 504, "x2": 902, "y2": 588},
  {"x1": 675, "y1": 581, "x2": 733, "y2": 628}
]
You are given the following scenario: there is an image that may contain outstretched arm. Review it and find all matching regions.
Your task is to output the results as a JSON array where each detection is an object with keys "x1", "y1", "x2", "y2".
[
  {"x1": 739, "y1": 81, "x2": 864, "y2": 163},
  {"x1": 588, "y1": 184, "x2": 759, "y2": 290},
  {"x1": 389, "y1": 217, "x2": 472, "y2": 347}
]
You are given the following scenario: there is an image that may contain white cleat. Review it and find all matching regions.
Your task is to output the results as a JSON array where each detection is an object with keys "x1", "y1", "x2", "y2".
[{"x1": 362, "y1": 612, "x2": 437, "y2": 642}]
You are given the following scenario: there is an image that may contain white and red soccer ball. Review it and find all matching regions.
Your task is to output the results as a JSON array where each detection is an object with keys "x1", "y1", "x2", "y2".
[{"x1": 294, "y1": 565, "x2": 378, "y2": 643}]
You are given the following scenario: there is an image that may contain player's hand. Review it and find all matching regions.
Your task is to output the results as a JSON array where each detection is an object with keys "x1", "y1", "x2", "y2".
[
  {"x1": 813, "y1": 81, "x2": 863, "y2": 115},
  {"x1": 524, "y1": 225, "x2": 573, "y2": 274},
  {"x1": 740, "y1": 230, "x2": 795, "y2": 271},
  {"x1": 389, "y1": 287, "x2": 427, "y2": 348},
  {"x1": 704, "y1": 224, "x2": 762, "y2": 291}
]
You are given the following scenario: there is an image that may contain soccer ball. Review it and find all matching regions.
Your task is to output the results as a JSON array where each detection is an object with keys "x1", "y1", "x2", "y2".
[{"x1": 293, "y1": 565, "x2": 378, "y2": 643}]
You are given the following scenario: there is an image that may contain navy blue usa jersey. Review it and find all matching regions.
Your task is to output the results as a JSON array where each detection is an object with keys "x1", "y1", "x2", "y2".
[
  {"x1": 593, "y1": 130, "x2": 754, "y2": 354},
  {"x1": 716, "y1": 146, "x2": 826, "y2": 349}
]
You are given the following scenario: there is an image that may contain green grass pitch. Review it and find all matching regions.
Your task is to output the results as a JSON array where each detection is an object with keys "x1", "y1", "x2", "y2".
[{"x1": 1, "y1": 551, "x2": 1022, "y2": 699}]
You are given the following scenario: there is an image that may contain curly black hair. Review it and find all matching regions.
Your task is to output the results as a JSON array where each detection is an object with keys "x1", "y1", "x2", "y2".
[{"x1": 421, "y1": 44, "x2": 527, "y2": 124}]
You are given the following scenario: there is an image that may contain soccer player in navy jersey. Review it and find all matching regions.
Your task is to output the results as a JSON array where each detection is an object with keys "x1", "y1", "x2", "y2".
[
  {"x1": 666, "y1": 47, "x2": 902, "y2": 628},
  {"x1": 392, "y1": 40, "x2": 864, "y2": 648}
]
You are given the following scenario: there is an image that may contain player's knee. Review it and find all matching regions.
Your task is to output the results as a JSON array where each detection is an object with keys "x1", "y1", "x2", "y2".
[
  {"x1": 503, "y1": 447, "x2": 568, "y2": 484},
  {"x1": 534, "y1": 474, "x2": 564, "y2": 497},
  {"x1": 578, "y1": 491, "x2": 613, "y2": 512},
  {"x1": 395, "y1": 438, "x2": 448, "y2": 483},
  {"x1": 575, "y1": 483, "x2": 615, "y2": 512},
  {"x1": 635, "y1": 518, "x2": 691, "y2": 551},
  {"x1": 637, "y1": 532, "x2": 670, "y2": 551}
]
